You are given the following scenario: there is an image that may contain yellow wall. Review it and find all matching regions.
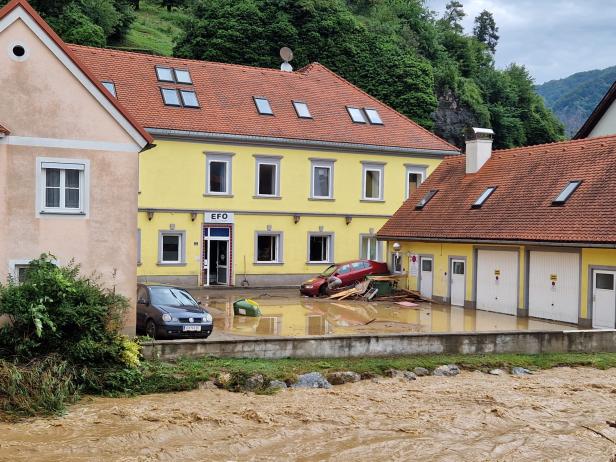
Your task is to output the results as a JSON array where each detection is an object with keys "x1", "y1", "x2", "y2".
[
  {"x1": 581, "y1": 248, "x2": 616, "y2": 319},
  {"x1": 138, "y1": 139, "x2": 445, "y2": 284}
]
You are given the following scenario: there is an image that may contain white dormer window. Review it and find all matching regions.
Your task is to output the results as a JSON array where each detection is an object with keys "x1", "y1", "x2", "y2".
[{"x1": 347, "y1": 107, "x2": 366, "y2": 123}]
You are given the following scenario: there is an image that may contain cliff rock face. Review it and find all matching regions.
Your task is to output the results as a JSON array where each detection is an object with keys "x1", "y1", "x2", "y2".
[{"x1": 432, "y1": 89, "x2": 478, "y2": 148}]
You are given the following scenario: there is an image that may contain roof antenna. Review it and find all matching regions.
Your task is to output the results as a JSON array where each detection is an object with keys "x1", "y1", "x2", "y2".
[{"x1": 280, "y1": 47, "x2": 293, "y2": 72}]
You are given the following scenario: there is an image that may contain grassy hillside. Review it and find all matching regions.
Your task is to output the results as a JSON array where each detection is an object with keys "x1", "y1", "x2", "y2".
[
  {"x1": 536, "y1": 66, "x2": 616, "y2": 137},
  {"x1": 110, "y1": 0, "x2": 185, "y2": 55}
]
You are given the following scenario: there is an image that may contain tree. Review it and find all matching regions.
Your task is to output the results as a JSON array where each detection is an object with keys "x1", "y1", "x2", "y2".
[
  {"x1": 160, "y1": 0, "x2": 185, "y2": 12},
  {"x1": 440, "y1": 1, "x2": 465, "y2": 34},
  {"x1": 473, "y1": 10, "x2": 499, "y2": 53}
]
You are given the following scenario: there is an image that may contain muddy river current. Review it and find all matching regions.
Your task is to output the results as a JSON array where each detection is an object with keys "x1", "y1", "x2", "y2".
[{"x1": 2, "y1": 367, "x2": 616, "y2": 461}]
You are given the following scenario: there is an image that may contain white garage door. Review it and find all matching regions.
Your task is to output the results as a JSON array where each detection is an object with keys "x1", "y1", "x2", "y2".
[
  {"x1": 528, "y1": 251, "x2": 579, "y2": 323},
  {"x1": 476, "y1": 250, "x2": 518, "y2": 315}
]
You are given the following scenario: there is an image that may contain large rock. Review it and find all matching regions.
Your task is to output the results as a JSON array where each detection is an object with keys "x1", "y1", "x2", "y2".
[
  {"x1": 244, "y1": 374, "x2": 265, "y2": 391},
  {"x1": 326, "y1": 371, "x2": 361, "y2": 385},
  {"x1": 291, "y1": 372, "x2": 332, "y2": 389},
  {"x1": 384, "y1": 369, "x2": 417, "y2": 381},
  {"x1": 433, "y1": 365, "x2": 461, "y2": 377},
  {"x1": 413, "y1": 367, "x2": 430, "y2": 377},
  {"x1": 269, "y1": 380, "x2": 288, "y2": 389},
  {"x1": 214, "y1": 372, "x2": 232, "y2": 388}
]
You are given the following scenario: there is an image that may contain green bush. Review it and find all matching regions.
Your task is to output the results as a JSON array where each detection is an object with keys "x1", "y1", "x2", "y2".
[
  {"x1": 0, "y1": 355, "x2": 79, "y2": 419},
  {"x1": 0, "y1": 255, "x2": 144, "y2": 417}
]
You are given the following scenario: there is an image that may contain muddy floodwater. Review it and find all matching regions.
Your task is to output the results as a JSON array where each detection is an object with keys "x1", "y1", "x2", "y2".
[
  {"x1": 188, "y1": 289, "x2": 575, "y2": 339},
  {"x1": 2, "y1": 367, "x2": 616, "y2": 461}
]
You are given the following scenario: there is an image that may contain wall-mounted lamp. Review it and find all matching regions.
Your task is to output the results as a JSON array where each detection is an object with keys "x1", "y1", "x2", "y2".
[
  {"x1": 345, "y1": 216, "x2": 352, "y2": 225},
  {"x1": 190, "y1": 212, "x2": 198, "y2": 222},
  {"x1": 293, "y1": 214, "x2": 301, "y2": 224},
  {"x1": 146, "y1": 210, "x2": 155, "y2": 221}
]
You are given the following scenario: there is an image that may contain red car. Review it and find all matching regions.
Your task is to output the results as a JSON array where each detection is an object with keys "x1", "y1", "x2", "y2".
[{"x1": 300, "y1": 260, "x2": 389, "y2": 296}]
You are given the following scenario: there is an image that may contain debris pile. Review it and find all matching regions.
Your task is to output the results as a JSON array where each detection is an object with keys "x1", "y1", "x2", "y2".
[{"x1": 327, "y1": 275, "x2": 433, "y2": 304}]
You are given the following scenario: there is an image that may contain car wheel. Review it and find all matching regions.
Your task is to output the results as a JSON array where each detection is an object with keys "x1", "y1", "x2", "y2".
[
  {"x1": 145, "y1": 319, "x2": 157, "y2": 340},
  {"x1": 319, "y1": 284, "x2": 327, "y2": 297}
]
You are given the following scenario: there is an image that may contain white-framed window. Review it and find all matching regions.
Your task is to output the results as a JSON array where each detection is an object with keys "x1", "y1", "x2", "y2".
[
  {"x1": 405, "y1": 165, "x2": 427, "y2": 199},
  {"x1": 101, "y1": 81, "x2": 116, "y2": 97},
  {"x1": 206, "y1": 153, "x2": 233, "y2": 195},
  {"x1": 360, "y1": 235, "x2": 382, "y2": 261},
  {"x1": 255, "y1": 156, "x2": 280, "y2": 197},
  {"x1": 174, "y1": 69, "x2": 192, "y2": 84},
  {"x1": 254, "y1": 97, "x2": 273, "y2": 115},
  {"x1": 158, "y1": 230, "x2": 186, "y2": 265},
  {"x1": 255, "y1": 232, "x2": 283, "y2": 264},
  {"x1": 179, "y1": 90, "x2": 199, "y2": 108},
  {"x1": 364, "y1": 108, "x2": 383, "y2": 125},
  {"x1": 155, "y1": 66, "x2": 175, "y2": 82},
  {"x1": 308, "y1": 233, "x2": 333, "y2": 263},
  {"x1": 161, "y1": 88, "x2": 181, "y2": 106},
  {"x1": 362, "y1": 163, "x2": 384, "y2": 201},
  {"x1": 310, "y1": 159, "x2": 334, "y2": 199},
  {"x1": 347, "y1": 106, "x2": 367, "y2": 123},
  {"x1": 37, "y1": 158, "x2": 89, "y2": 215}
]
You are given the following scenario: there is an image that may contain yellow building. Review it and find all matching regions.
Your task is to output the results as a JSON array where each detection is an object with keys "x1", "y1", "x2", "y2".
[
  {"x1": 71, "y1": 46, "x2": 459, "y2": 286},
  {"x1": 379, "y1": 129, "x2": 616, "y2": 328}
]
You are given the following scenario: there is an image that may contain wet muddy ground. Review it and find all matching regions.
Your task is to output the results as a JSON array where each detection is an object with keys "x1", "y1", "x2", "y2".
[
  {"x1": 188, "y1": 288, "x2": 575, "y2": 340},
  {"x1": 2, "y1": 367, "x2": 616, "y2": 461}
]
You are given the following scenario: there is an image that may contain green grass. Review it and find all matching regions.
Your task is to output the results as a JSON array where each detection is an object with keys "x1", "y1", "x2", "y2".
[
  {"x1": 112, "y1": 0, "x2": 187, "y2": 56},
  {"x1": 130, "y1": 352, "x2": 616, "y2": 395}
]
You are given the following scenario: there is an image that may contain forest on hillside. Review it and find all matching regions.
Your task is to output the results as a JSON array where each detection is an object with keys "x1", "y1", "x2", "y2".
[
  {"x1": 4, "y1": 0, "x2": 565, "y2": 149},
  {"x1": 537, "y1": 66, "x2": 616, "y2": 137}
]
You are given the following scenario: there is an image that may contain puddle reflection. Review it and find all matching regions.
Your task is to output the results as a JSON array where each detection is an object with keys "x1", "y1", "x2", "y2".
[{"x1": 208, "y1": 297, "x2": 574, "y2": 337}]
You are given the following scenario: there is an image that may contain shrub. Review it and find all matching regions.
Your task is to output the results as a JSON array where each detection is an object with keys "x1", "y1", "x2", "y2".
[
  {"x1": 0, "y1": 355, "x2": 79, "y2": 418},
  {"x1": 0, "y1": 255, "x2": 135, "y2": 368}
]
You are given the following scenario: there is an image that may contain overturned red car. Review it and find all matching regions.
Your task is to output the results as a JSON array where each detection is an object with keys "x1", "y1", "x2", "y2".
[{"x1": 300, "y1": 259, "x2": 389, "y2": 296}]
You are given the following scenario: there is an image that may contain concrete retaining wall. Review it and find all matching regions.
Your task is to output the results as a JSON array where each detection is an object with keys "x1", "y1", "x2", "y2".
[{"x1": 141, "y1": 329, "x2": 616, "y2": 361}]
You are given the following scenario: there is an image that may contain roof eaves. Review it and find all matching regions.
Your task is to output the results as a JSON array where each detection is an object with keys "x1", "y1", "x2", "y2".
[
  {"x1": 573, "y1": 80, "x2": 616, "y2": 139},
  {"x1": 146, "y1": 127, "x2": 460, "y2": 157}
]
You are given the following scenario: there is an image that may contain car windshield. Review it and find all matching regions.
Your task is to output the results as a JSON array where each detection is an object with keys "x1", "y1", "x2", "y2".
[
  {"x1": 320, "y1": 265, "x2": 338, "y2": 277},
  {"x1": 150, "y1": 287, "x2": 198, "y2": 306}
]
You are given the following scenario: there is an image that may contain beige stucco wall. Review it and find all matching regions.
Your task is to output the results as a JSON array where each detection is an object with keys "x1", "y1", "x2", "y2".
[
  {"x1": 589, "y1": 100, "x2": 616, "y2": 138},
  {"x1": 0, "y1": 15, "x2": 141, "y2": 333}
]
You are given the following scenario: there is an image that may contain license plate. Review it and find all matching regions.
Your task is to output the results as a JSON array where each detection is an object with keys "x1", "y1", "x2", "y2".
[{"x1": 183, "y1": 325, "x2": 202, "y2": 332}]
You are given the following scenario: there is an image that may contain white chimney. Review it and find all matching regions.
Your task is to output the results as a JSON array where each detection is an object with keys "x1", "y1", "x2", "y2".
[{"x1": 465, "y1": 127, "x2": 494, "y2": 174}]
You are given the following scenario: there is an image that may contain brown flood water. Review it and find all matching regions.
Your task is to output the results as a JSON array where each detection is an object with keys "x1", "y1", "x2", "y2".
[
  {"x1": 195, "y1": 290, "x2": 574, "y2": 339},
  {"x1": 2, "y1": 367, "x2": 616, "y2": 461}
]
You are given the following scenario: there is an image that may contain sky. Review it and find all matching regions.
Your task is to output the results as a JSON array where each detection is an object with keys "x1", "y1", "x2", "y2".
[{"x1": 426, "y1": 0, "x2": 616, "y2": 84}]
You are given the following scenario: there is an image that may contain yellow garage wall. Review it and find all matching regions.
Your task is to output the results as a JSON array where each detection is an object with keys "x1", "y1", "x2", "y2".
[
  {"x1": 581, "y1": 248, "x2": 616, "y2": 319},
  {"x1": 138, "y1": 140, "x2": 442, "y2": 213},
  {"x1": 138, "y1": 139, "x2": 447, "y2": 284},
  {"x1": 388, "y1": 241, "x2": 527, "y2": 307}
]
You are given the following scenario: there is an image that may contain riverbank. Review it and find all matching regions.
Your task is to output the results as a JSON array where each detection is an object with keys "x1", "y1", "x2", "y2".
[{"x1": 3, "y1": 365, "x2": 616, "y2": 461}]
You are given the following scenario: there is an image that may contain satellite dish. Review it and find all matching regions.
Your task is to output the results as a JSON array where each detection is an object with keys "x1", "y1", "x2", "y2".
[{"x1": 280, "y1": 47, "x2": 293, "y2": 62}]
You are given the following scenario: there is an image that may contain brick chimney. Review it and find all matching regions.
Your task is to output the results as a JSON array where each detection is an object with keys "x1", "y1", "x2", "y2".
[{"x1": 465, "y1": 127, "x2": 494, "y2": 174}]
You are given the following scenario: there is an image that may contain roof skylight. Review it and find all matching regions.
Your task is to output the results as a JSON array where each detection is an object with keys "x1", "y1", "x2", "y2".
[
  {"x1": 155, "y1": 66, "x2": 174, "y2": 82},
  {"x1": 472, "y1": 186, "x2": 496, "y2": 208},
  {"x1": 293, "y1": 101, "x2": 312, "y2": 118},
  {"x1": 101, "y1": 81, "x2": 116, "y2": 97},
  {"x1": 415, "y1": 190, "x2": 438, "y2": 210},
  {"x1": 552, "y1": 180, "x2": 582, "y2": 205},
  {"x1": 254, "y1": 97, "x2": 273, "y2": 115},
  {"x1": 347, "y1": 107, "x2": 367, "y2": 123},
  {"x1": 161, "y1": 88, "x2": 181, "y2": 106},
  {"x1": 174, "y1": 69, "x2": 192, "y2": 84},
  {"x1": 179, "y1": 90, "x2": 199, "y2": 108},
  {"x1": 364, "y1": 108, "x2": 383, "y2": 125}
]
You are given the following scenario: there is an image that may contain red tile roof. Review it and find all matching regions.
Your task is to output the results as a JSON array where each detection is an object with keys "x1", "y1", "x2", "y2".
[
  {"x1": 378, "y1": 135, "x2": 616, "y2": 244},
  {"x1": 68, "y1": 45, "x2": 458, "y2": 153},
  {"x1": 0, "y1": 0, "x2": 153, "y2": 146},
  {"x1": 574, "y1": 80, "x2": 616, "y2": 139},
  {"x1": 0, "y1": 123, "x2": 9, "y2": 135}
]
